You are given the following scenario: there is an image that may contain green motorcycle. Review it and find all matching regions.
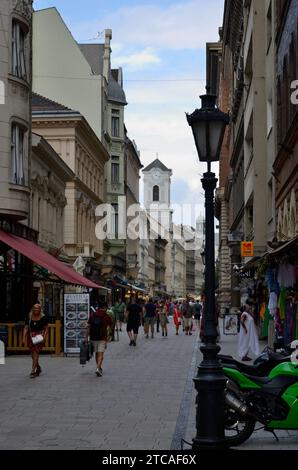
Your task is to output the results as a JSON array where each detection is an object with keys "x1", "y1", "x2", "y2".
[{"x1": 223, "y1": 361, "x2": 298, "y2": 446}]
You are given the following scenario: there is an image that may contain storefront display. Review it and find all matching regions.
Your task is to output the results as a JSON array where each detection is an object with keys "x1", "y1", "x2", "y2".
[{"x1": 64, "y1": 293, "x2": 89, "y2": 354}]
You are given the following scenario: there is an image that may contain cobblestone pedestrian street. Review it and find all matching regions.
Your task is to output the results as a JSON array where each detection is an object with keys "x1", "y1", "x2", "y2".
[{"x1": 1, "y1": 322, "x2": 297, "y2": 450}]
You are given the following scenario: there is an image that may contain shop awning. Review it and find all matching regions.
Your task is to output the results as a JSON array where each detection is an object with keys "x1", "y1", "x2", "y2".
[
  {"x1": 268, "y1": 235, "x2": 298, "y2": 257},
  {"x1": 0, "y1": 229, "x2": 102, "y2": 289},
  {"x1": 128, "y1": 284, "x2": 147, "y2": 293}
]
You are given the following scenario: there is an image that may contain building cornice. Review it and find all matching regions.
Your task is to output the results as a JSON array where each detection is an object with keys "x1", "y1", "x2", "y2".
[{"x1": 32, "y1": 113, "x2": 110, "y2": 163}]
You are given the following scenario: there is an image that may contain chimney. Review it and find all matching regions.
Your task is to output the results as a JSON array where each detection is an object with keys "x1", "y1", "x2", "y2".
[
  {"x1": 118, "y1": 67, "x2": 123, "y2": 87},
  {"x1": 103, "y1": 29, "x2": 112, "y2": 81}
]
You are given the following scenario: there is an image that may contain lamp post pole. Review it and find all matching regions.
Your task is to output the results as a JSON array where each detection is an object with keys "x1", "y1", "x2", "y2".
[
  {"x1": 192, "y1": 168, "x2": 227, "y2": 450},
  {"x1": 186, "y1": 93, "x2": 229, "y2": 449}
]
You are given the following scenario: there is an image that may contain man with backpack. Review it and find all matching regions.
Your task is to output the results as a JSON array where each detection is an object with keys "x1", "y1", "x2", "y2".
[{"x1": 86, "y1": 301, "x2": 113, "y2": 377}]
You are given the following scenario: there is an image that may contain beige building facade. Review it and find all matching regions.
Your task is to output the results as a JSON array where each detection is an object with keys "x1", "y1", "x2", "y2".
[
  {"x1": 32, "y1": 94, "x2": 109, "y2": 272},
  {"x1": 0, "y1": 0, "x2": 33, "y2": 221},
  {"x1": 31, "y1": 133, "x2": 74, "y2": 252},
  {"x1": 125, "y1": 134, "x2": 143, "y2": 282},
  {"x1": 164, "y1": 229, "x2": 186, "y2": 299}
]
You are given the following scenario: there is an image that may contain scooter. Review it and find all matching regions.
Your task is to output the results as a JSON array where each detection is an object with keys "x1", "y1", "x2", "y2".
[{"x1": 222, "y1": 357, "x2": 298, "y2": 447}]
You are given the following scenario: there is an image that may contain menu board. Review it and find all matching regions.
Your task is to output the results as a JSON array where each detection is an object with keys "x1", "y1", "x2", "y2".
[{"x1": 64, "y1": 293, "x2": 89, "y2": 353}]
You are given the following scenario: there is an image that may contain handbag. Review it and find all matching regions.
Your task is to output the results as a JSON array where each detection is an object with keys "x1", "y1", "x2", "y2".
[{"x1": 31, "y1": 334, "x2": 44, "y2": 345}]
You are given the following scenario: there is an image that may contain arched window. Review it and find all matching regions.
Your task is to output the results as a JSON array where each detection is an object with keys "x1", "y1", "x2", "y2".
[{"x1": 153, "y1": 185, "x2": 159, "y2": 202}]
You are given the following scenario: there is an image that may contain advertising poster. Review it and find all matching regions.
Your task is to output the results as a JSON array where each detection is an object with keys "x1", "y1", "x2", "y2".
[
  {"x1": 64, "y1": 293, "x2": 89, "y2": 353},
  {"x1": 223, "y1": 314, "x2": 239, "y2": 335}
]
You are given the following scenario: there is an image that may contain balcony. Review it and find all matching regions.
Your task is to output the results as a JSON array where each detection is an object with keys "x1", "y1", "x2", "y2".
[{"x1": 75, "y1": 242, "x2": 95, "y2": 258}]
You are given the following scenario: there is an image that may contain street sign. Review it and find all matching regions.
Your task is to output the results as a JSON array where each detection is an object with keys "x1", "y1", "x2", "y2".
[{"x1": 241, "y1": 241, "x2": 254, "y2": 257}]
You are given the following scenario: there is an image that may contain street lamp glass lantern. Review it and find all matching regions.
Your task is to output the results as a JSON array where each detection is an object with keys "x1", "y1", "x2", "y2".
[{"x1": 186, "y1": 94, "x2": 229, "y2": 162}]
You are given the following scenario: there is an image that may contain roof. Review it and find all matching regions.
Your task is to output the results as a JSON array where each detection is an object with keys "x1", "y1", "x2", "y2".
[
  {"x1": 107, "y1": 75, "x2": 127, "y2": 104},
  {"x1": 142, "y1": 158, "x2": 172, "y2": 173},
  {"x1": 78, "y1": 44, "x2": 127, "y2": 105},
  {"x1": 111, "y1": 69, "x2": 119, "y2": 81},
  {"x1": 78, "y1": 44, "x2": 104, "y2": 75},
  {"x1": 32, "y1": 133, "x2": 75, "y2": 180},
  {"x1": 32, "y1": 93, "x2": 79, "y2": 114}
]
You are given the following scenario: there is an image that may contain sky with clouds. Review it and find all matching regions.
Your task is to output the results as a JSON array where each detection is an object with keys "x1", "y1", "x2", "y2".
[{"x1": 33, "y1": 0, "x2": 224, "y2": 226}]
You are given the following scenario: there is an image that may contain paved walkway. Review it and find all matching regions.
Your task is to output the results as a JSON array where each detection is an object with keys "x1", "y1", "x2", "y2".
[
  {"x1": 0, "y1": 322, "x2": 197, "y2": 450},
  {"x1": 0, "y1": 320, "x2": 297, "y2": 450}
]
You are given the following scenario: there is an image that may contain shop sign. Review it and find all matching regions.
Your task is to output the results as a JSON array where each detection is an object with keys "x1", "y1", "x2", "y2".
[{"x1": 241, "y1": 241, "x2": 254, "y2": 257}]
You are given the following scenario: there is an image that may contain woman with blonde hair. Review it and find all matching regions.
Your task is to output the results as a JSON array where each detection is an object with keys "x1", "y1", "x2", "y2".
[{"x1": 22, "y1": 304, "x2": 48, "y2": 378}]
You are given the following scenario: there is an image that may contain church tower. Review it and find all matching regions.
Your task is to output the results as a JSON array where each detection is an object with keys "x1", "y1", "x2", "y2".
[{"x1": 142, "y1": 157, "x2": 172, "y2": 211}]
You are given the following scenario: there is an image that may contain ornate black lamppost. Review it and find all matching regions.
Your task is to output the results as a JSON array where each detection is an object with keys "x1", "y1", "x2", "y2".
[{"x1": 186, "y1": 93, "x2": 229, "y2": 449}]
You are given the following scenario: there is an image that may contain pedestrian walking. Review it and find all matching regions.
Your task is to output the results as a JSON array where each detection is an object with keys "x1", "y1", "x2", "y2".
[
  {"x1": 155, "y1": 301, "x2": 161, "y2": 333},
  {"x1": 238, "y1": 300, "x2": 260, "y2": 361},
  {"x1": 86, "y1": 301, "x2": 113, "y2": 376},
  {"x1": 193, "y1": 300, "x2": 202, "y2": 331},
  {"x1": 181, "y1": 300, "x2": 194, "y2": 335},
  {"x1": 22, "y1": 303, "x2": 49, "y2": 378},
  {"x1": 125, "y1": 298, "x2": 142, "y2": 346},
  {"x1": 159, "y1": 303, "x2": 169, "y2": 337},
  {"x1": 173, "y1": 302, "x2": 182, "y2": 335},
  {"x1": 113, "y1": 299, "x2": 126, "y2": 332},
  {"x1": 143, "y1": 298, "x2": 157, "y2": 338}
]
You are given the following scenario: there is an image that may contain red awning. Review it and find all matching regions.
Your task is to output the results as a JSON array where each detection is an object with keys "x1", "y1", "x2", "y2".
[{"x1": 0, "y1": 229, "x2": 102, "y2": 289}]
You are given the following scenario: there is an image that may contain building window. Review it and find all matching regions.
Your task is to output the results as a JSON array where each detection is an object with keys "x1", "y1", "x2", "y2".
[
  {"x1": 111, "y1": 109, "x2": 120, "y2": 137},
  {"x1": 11, "y1": 20, "x2": 27, "y2": 80},
  {"x1": 11, "y1": 123, "x2": 26, "y2": 185},
  {"x1": 153, "y1": 185, "x2": 159, "y2": 202},
  {"x1": 111, "y1": 203, "x2": 118, "y2": 238},
  {"x1": 111, "y1": 116, "x2": 119, "y2": 137},
  {"x1": 111, "y1": 162, "x2": 120, "y2": 184}
]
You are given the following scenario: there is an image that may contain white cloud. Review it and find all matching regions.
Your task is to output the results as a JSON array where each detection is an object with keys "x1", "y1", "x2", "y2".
[
  {"x1": 113, "y1": 47, "x2": 161, "y2": 70},
  {"x1": 73, "y1": 0, "x2": 224, "y2": 51}
]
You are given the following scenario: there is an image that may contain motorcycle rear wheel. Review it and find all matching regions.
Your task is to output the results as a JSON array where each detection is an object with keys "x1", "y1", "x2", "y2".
[{"x1": 224, "y1": 405, "x2": 256, "y2": 446}]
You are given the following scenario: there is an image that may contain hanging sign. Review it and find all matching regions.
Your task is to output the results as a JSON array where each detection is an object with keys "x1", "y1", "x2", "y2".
[{"x1": 241, "y1": 241, "x2": 254, "y2": 257}]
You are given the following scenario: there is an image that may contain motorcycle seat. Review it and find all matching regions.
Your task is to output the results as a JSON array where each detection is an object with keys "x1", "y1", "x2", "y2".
[
  {"x1": 221, "y1": 359, "x2": 265, "y2": 376},
  {"x1": 244, "y1": 374, "x2": 272, "y2": 385},
  {"x1": 268, "y1": 351, "x2": 290, "y2": 362}
]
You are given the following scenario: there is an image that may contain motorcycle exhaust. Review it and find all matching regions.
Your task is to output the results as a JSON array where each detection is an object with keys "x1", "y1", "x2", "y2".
[{"x1": 225, "y1": 391, "x2": 248, "y2": 415}]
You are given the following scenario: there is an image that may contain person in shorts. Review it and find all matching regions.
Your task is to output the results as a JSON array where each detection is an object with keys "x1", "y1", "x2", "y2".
[
  {"x1": 86, "y1": 301, "x2": 112, "y2": 377},
  {"x1": 143, "y1": 298, "x2": 157, "y2": 338},
  {"x1": 125, "y1": 298, "x2": 142, "y2": 346}
]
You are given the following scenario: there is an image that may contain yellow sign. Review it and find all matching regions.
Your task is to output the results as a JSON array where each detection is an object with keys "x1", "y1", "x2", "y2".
[{"x1": 241, "y1": 241, "x2": 254, "y2": 257}]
